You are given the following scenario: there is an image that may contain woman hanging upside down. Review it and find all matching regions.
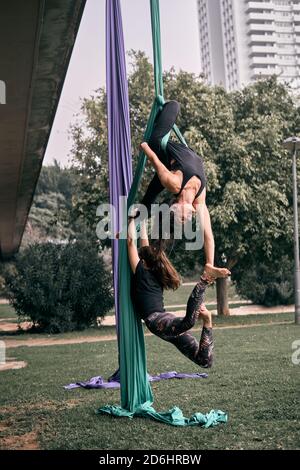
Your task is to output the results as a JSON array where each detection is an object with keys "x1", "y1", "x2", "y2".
[
  {"x1": 137, "y1": 100, "x2": 230, "y2": 280},
  {"x1": 127, "y1": 218, "x2": 227, "y2": 368}
]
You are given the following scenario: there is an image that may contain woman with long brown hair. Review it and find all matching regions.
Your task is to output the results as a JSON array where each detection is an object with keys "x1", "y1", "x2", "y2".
[{"x1": 127, "y1": 218, "x2": 224, "y2": 368}]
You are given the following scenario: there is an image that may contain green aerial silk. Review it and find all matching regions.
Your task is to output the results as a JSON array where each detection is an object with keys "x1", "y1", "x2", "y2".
[{"x1": 98, "y1": 0, "x2": 228, "y2": 428}]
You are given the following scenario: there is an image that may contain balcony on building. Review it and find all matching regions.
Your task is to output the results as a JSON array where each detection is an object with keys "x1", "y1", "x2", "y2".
[
  {"x1": 247, "y1": 12, "x2": 275, "y2": 24},
  {"x1": 277, "y1": 35, "x2": 295, "y2": 44},
  {"x1": 294, "y1": 13, "x2": 300, "y2": 23},
  {"x1": 277, "y1": 45, "x2": 296, "y2": 54},
  {"x1": 248, "y1": 33, "x2": 276, "y2": 44},
  {"x1": 247, "y1": 23, "x2": 275, "y2": 33},
  {"x1": 293, "y1": 3, "x2": 300, "y2": 13},
  {"x1": 251, "y1": 67, "x2": 278, "y2": 78},
  {"x1": 281, "y1": 70, "x2": 298, "y2": 78},
  {"x1": 274, "y1": 5, "x2": 294, "y2": 13},
  {"x1": 250, "y1": 55, "x2": 278, "y2": 66},
  {"x1": 245, "y1": 2, "x2": 274, "y2": 13},
  {"x1": 275, "y1": 25, "x2": 294, "y2": 33},
  {"x1": 249, "y1": 45, "x2": 277, "y2": 55},
  {"x1": 277, "y1": 58, "x2": 297, "y2": 67}
]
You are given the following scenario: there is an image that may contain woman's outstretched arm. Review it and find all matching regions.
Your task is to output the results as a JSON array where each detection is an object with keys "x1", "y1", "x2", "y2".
[
  {"x1": 203, "y1": 202, "x2": 215, "y2": 266},
  {"x1": 127, "y1": 218, "x2": 140, "y2": 273},
  {"x1": 194, "y1": 189, "x2": 231, "y2": 278},
  {"x1": 140, "y1": 219, "x2": 149, "y2": 248}
]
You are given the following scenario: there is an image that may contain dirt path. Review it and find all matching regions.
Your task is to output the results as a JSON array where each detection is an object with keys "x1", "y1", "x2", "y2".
[
  {"x1": 101, "y1": 304, "x2": 294, "y2": 326},
  {"x1": 2, "y1": 321, "x2": 291, "y2": 349},
  {"x1": 0, "y1": 307, "x2": 291, "y2": 331},
  {"x1": 0, "y1": 361, "x2": 27, "y2": 371},
  {"x1": 162, "y1": 304, "x2": 295, "y2": 317},
  {"x1": 4, "y1": 335, "x2": 117, "y2": 349},
  {"x1": 0, "y1": 321, "x2": 30, "y2": 332},
  {"x1": 164, "y1": 299, "x2": 251, "y2": 309}
]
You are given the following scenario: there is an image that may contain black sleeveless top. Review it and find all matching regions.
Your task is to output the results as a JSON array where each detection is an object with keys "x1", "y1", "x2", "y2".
[
  {"x1": 167, "y1": 141, "x2": 206, "y2": 198},
  {"x1": 131, "y1": 260, "x2": 165, "y2": 319}
]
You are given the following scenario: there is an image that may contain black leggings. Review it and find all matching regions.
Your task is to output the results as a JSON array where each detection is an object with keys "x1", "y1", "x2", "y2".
[
  {"x1": 149, "y1": 100, "x2": 180, "y2": 162},
  {"x1": 141, "y1": 101, "x2": 181, "y2": 215},
  {"x1": 144, "y1": 276, "x2": 214, "y2": 368}
]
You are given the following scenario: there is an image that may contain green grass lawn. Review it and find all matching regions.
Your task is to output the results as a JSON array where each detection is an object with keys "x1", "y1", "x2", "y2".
[
  {"x1": 0, "y1": 304, "x2": 16, "y2": 320},
  {"x1": 0, "y1": 322, "x2": 299, "y2": 450}
]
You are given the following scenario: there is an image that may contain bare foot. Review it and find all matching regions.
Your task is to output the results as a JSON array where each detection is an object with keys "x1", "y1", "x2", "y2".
[
  {"x1": 204, "y1": 263, "x2": 231, "y2": 280},
  {"x1": 198, "y1": 304, "x2": 212, "y2": 328}
]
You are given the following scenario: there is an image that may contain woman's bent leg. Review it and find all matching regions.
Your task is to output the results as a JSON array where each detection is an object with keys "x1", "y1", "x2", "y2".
[
  {"x1": 181, "y1": 276, "x2": 212, "y2": 332},
  {"x1": 170, "y1": 328, "x2": 213, "y2": 368},
  {"x1": 145, "y1": 311, "x2": 213, "y2": 368},
  {"x1": 148, "y1": 101, "x2": 180, "y2": 157},
  {"x1": 144, "y1": 275, "x2": 212, "y2": 337}
]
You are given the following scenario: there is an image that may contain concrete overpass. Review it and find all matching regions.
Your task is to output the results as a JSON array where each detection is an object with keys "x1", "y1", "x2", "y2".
[{"x1": 0, "y1": 0, "x2": 86, "y2": 260}]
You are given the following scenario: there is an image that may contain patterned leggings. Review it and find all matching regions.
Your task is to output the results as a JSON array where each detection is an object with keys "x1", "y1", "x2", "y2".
[{"x1": 144, "y1": 276, "x2": 214, "y2": 368}]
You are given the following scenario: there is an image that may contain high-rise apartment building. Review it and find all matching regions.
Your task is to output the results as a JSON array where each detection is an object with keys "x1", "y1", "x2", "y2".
[{"x1": 198, "y1": 0, "x2": 300, "y2": 91}]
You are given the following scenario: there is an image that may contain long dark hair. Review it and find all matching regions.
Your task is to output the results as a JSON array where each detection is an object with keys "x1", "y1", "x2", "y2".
[{"x1": 138, "y1": 245, "x2": 181, "y2": 290}]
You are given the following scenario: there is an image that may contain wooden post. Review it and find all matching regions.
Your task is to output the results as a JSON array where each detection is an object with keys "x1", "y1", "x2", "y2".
[{"x1": 216, "y1": 277, "x2": 230, "y2": 316}]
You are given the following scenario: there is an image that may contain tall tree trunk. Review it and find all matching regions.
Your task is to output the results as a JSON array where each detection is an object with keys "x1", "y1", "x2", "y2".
[{"x1": 216, "y1": 277, "x2": 230, "y2": 316}]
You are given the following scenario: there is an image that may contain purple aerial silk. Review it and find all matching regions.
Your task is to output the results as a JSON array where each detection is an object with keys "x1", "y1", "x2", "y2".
[
  {"x1": 64, "y1": 0, "x2": 210, "y2": 393},
  {"x1": 64, "y1": 371, "x2": 208, "y2": 390},
  {"x1": 106, "y1": 0, "x2": 133, "y2": 334}
]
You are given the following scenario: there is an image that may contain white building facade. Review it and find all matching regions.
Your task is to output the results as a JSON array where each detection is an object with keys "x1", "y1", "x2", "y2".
[{"x1": 198, "y1": 0, "x2": 300, "y2": 91}]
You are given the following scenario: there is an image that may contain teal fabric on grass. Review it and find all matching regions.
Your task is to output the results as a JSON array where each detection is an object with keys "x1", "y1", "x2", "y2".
[{"x1": 98, "y1": 402, "x2": 228, "y2": 428}]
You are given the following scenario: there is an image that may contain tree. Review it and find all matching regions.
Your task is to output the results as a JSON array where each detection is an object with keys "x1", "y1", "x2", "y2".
[
  {"x1": 68, "y1": 51, "x2": 299, "y2": 312},
  {"x1": 24, "y1": 161, "x2": 79, "y2": 244},
  {"x1": 164, "y1": 76, "x2": 298, "y2": 312},
  {"x1": 210, "y1": 78, "x2": 297, "y2": 312}
]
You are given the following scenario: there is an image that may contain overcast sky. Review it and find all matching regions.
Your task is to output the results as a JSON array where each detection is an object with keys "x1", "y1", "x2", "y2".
[{"x1": 44, "y1": 0, "x2": 201, "y2": 166}]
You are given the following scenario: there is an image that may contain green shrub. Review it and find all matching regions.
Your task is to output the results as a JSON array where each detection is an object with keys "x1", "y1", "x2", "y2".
[
  {"x1": 0, "y1": 261, "x2": 12, "y2": 297},
  {"x1": 4, "y1": 242, "x2": 114, "y2": 332},
  {"x1": 234, "y1": 255, "x2": 294, "y2": 306}
]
